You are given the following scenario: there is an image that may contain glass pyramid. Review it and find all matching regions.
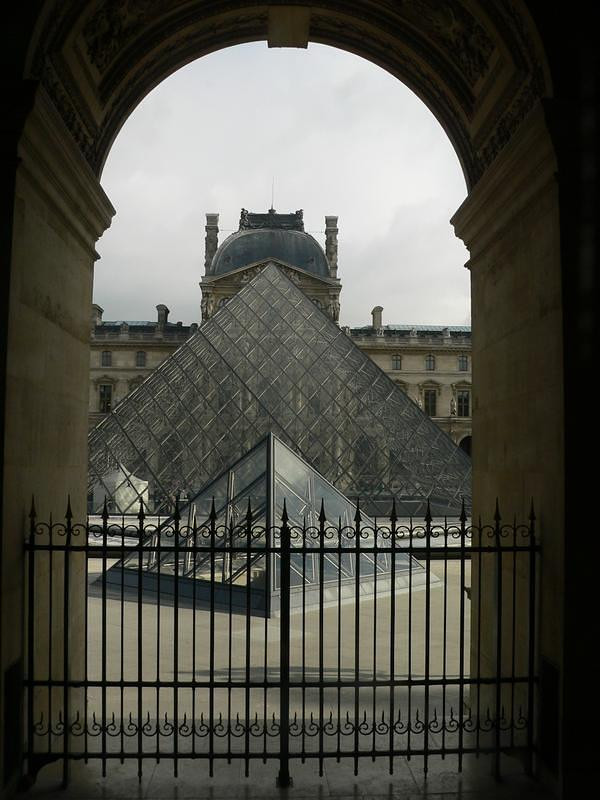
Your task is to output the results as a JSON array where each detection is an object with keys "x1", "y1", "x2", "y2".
[
  {"x1": 105, "y1": 433, "x2": 428, "y2": 614},
  {"x1": 88, "y1": 262, "x2": 471, "y2": 518}
]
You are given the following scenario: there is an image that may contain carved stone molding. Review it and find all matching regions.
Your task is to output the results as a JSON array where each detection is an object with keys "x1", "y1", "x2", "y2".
[
  {"x1": 377, "y1": 0, "x2": 494, "y2": 86},
  {"x1": 239, "y1": 263, "x2": 302, "y2": 286},
  {"x1": 26, "y1": 1, "x2": 548, "y2": 187}
]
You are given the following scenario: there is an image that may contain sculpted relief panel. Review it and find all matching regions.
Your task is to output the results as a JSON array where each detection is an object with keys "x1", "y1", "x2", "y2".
[{"x1": 27, "y1": 0, "x2": 548, "y2": 185}]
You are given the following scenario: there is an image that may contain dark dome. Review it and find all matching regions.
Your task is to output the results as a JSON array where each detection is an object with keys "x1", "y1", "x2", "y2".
[{"x1": 211, "y1": 228, "x2": 330, "y2": 278}]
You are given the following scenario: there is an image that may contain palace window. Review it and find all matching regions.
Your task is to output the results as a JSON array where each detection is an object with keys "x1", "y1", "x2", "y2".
[
  {"x1": 425, "y1": 354, "x2": 436, "y2": 371},
  {"x1": 391, "y1": 354, "x2": 402, "y2": 370},
  {"x1": 99, "y1": 384, "x2": 113, "y2": 413},
  {"x1": 457, "y1": 389, "x2": 470, "y2": 417},
  {"x1": 424, "y1": 388, "x2": 437, "y2": 416},
  {"x1": 101, "y1": 351, "x2": 112, "y2": 367},
  {"x1": 458, "y1": 354, "x2": 469, "y2": 371},
  {"x1": 136, "y1": 351, "x2": 146, "y2": 367}
]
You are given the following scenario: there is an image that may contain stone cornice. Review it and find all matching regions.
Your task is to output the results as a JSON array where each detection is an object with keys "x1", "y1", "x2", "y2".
[
  {"x1": 17, "y1": 85, "x2": 114, "y2": 259},
  {"x1": 451, "y1": 102, "x2": 557, "y2": 260}
]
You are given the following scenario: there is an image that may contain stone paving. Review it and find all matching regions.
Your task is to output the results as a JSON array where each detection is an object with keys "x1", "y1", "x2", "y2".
[{"x1": 24, "y1": 558, "x2": 552, "y2": 799}]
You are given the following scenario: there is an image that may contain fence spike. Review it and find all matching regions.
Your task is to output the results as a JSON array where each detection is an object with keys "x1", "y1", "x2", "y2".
[
  {"x1": 138, "y1": 497, "x2": 145, "y2": 527},
  {"x1": 281, "y1": 498, "x2": 289, "y2": 525},
  {"x1": 65, "y1": 494, "x2": 73, "y2": 522},
  {"x1": 390, "y1": 497, "x2": 397, "y2": 526},
  {"x1": 102, "y1": 496, "x2": 109, "y2": 524},
  {"x1": 494, "y1": 497, "x2": 501, "y2": 524},
  {"x1": 29, "y1": 495, "x2": 36, "y2": 521},
  {"x1": 425, "y1": 498, "x2": 432, "y2": 524},
  {"x1": 209, "y1": 497, "x2": 217, "y2": 524},
  {"x1": 354, "y1": 498, "x2": 361, "y2": 526},
  {"x1": 173, "y1": 492, "x2": 181, "y2": 523},
  {"x1": 460, "y1": 497, "x2": 467, "y2": 524},
  {"x1": 246, "y1": 497, "x2": 253, "y2": 526},
  {"x1": 529, "y1": 498, "x2": 536, "y2": 523},
  {"x1": 319, "y1": 498, "x2": 326, "y2": 527}
]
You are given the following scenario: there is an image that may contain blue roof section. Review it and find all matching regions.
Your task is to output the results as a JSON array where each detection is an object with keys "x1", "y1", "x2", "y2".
[
  {"x1": 210, "y1": 228, "x2": 330, "y2": 278},
  {"x1": 98, "y1": 321, "x2": 191, "y2": 327},
  {"x1": 352, "y1": 324, "x2": 471, "y2": 333}
]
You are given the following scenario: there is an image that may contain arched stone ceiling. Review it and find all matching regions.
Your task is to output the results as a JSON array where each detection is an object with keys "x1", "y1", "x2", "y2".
[{"x1": 26, "y1": 1, "x2": 550, "y2": 188}]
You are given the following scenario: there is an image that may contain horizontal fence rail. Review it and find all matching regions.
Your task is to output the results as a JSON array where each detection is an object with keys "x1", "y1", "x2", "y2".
[{"x1": 23, "y1": 498, "x2": 539, "y2": 786}]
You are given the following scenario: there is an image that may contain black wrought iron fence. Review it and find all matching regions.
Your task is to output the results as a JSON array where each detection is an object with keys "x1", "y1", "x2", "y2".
[{"x1": 23, "y1": 497, "x2": 538, "y2": 787}]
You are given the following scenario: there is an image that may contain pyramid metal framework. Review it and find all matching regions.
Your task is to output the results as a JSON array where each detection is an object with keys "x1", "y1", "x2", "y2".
[
  {"x1": 106, "y1": 433, "x2": 427, "y2": 614},
  {"x1": 88, "y1": 263, "x2": 471, "y2": 517}
]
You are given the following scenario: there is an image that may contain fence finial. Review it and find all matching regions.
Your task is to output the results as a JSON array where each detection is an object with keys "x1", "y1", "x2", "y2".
[
  {"x1": 390, "y1": 497, "x2": 397, "y2": 527},
  {"x1": 29, "y1": 495, "x2": 36, "y2": 521},
  {"x1": 65, "y1": 494, "x2": 73, "y2": 522},
  {"x1": 425, "y1": 498, "x2": 432, "y2": 525},
  {"x1": 319, "y1": 498, "x2": 326, "y2": 528},
  {"x1": 494, "y1": 498, "x2": 501, "y2": 524},
  {"x1": 460, "y1": 497, "x2": 467, "y2": 525},
  {"x1": 354, "y1": 498, "x2": 361, "y2": 526},
  {"x1": 102, "y1": 496, "x2": 109, "y2": 524},
  {"x1": 529, "y1": 498, "x2": 536, "y2": 523},
  {"x1": 138, "y1": 497, "x2": 145, "y2": 527},
  {"x1": 209, "y1": 497, "x2": 217, "y2": 524},
  {"x1": 281, "y1": 498, "x2": 289, "y2": 525},
  {"x1": 246, "y1": 497, "x2": 253, "y2": 527}
]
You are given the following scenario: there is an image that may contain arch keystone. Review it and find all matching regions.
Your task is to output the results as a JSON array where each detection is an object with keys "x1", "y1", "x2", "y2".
[{"x1": 268, "y1": 6, "x2": 310, "y2": 48}]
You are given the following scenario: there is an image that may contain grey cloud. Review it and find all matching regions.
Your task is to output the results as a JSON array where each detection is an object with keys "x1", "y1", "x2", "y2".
[{"x1": 95, "y1": 42, "x2": 469, "y2": 327}]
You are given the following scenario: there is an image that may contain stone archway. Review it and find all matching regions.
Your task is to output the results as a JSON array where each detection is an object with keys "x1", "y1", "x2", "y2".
[{"x1": 1, "y1": 2, "x2": 570, "y2": 795}]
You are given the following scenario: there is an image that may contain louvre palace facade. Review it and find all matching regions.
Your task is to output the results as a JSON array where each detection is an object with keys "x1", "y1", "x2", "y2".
[
  {"x1": 87, "y1": 208, "x2": 471, "y2": 519},
  {"x1": 90, "y1": 210, "x2": 472, "y2": 453}
]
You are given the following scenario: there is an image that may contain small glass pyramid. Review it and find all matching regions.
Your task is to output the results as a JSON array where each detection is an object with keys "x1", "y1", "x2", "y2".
[{"x1": 105, "y1": 433, "x2": 429, "y2": 615}]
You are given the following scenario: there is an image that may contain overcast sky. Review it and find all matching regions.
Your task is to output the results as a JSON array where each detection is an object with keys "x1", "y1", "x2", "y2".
[{"x1": 96, "y1": 42, "x2": 470, "y2": 328}]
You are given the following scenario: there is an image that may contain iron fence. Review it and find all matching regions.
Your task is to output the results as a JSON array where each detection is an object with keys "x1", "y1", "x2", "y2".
[{"x1": 23, "y1": 497, "x2": 538, "y2": 787}]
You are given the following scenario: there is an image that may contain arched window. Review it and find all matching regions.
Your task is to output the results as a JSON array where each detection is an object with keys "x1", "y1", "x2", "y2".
[
  {"x1": 101, "y1": 350, "x2": 112, "y2": 367},
  {"x1": 459, "y1": 436, "x2": 472, "y2": 457},
  {"x1": 391, "y1": 354, "x2": 402, "y2": 370},
  {"x1": 458, "y1": 354, "x2": 469, "y2": 371},
  {"x1": 136, "y1": 350, "x2": 146, "y2": 367},
  {"x1": 425, "y1": 354, "x2": 435, "y2": 371}
]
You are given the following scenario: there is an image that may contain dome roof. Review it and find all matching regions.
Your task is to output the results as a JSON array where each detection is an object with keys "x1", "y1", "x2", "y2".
[{"x1": 211, "y1": 227, "x2": 330, "y2": 278}]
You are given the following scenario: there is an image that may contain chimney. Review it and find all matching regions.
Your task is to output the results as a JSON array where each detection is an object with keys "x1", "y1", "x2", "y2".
[
  {"x1": 92, "y1": 304, "x2": 104, "y2": 326},
  {"x1": 325, "y1": 216, "x2": 338, "y2": 278},
  {"x1": 204, "y1": 213, "x2": 219, "y2": 273},
  {"x1": 371, "y1": 305, "x2": 383, "y2": 331},
  {"x1": 156, "y1": 304, "x2": 169, "y2": 329}
]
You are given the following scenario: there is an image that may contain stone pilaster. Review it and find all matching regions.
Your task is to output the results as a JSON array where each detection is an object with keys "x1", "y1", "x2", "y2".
[
  {"x1": 325, "y1": 216, "x2": 338, "y2": 278},
  {"x1": 204, "y1": 213, "x2": 219, "y2": 273}
]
